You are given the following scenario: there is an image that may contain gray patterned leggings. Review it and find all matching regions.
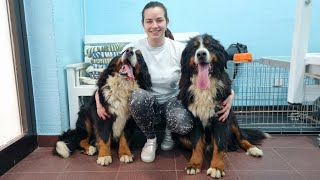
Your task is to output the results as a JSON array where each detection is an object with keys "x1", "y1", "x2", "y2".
[{"x1": 128, "y1": 89, "x2": 193, "y2": 139}]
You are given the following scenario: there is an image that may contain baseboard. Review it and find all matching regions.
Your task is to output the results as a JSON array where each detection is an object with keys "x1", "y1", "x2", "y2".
[
  {"x1": 37, "y1": 135, "x2": 59, "y2": 147},
  {"x1": 0, "y1": 135, "x2": 37, "y2": 175}
]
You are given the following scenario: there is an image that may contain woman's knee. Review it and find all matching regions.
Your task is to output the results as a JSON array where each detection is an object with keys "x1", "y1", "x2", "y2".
[
  {"x1": 164, "y1": 99, "x2": 193, "y2": 135},
  {"x1": 128, "y1": 89, "x2": 155, "y2": 113}
]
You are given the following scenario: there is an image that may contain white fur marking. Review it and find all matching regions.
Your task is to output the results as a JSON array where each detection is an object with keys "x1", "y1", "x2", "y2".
[
  {"x1": 130, "y1": 50, "x2": 138, "y2": 67},
  {"x1": 264, "y1": 133, "x2": 272, "y2": 139},
  {"x1": 195, "y1": 38, "x2": 211, "y2": 64},
  {"x1": 188, "y1": 76, "x2": 225, "y2": 127},
  {"x1": 185, "y1": 167, "x2": 201, "y2": 175},
  {"x1": 102, "y1": 75, "x2": 139, "y2": 138},
  {"x1": 56, "y1": 141, "x2": 70, "y2": 158},
  {"x1": 206, "y1": 167, "x2": 225, "y2": 179},
  {"x1": 120, "y1": 154, "x2": 134, "y2": 163},
  {"x1": 97, "y1": 156, "x2": 112, "y2": 166},
  {"x1": 86, "y1": 146, "x2": 96, "y2": 155},
  {"x1": 246, "y1": 146, "x2": 264, "y2": 157},
  {"x1": 121, "y1": 48, "x2": 138, "y2": 67}
]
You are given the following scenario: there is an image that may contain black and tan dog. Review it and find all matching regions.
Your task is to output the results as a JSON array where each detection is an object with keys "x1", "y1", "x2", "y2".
[
  {"x1": 54, "y1": 47, "x2": 151, "y2": 165},
  {"x1": 176, "y1": 34, "x2": 270, "y2": 178}
]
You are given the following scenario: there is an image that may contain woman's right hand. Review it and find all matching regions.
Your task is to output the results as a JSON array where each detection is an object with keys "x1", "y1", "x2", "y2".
[
  {"x1": 95, "y1": 90, "x2": 110, "y2": 120},
  {"x1": 216, "y1": 89, "x2": 234, "y2": 122},
  {"x1": 97, "y1": 104, "x2": 110, "y2": 120}
]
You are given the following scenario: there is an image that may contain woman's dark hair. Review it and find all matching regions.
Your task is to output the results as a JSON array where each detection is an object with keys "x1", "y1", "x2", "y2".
[
  {"x1": 141, "y1": 1, "x2": 174, "y2": 40},
  {"x1": 165, "y1": 28, "x2": 174, "y2": 40},
  {"x1": 141, "y1": 1, "x2": 168, "y2": 23}
]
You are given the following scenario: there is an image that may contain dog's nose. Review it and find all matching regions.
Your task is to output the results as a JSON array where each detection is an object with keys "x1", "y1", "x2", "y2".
[
  {"x1": 126, "y1": 48, "x2": 134, "y2": 57},
  {"x1": 196, "y1": 50, "x2": 207, "y2": 60}
]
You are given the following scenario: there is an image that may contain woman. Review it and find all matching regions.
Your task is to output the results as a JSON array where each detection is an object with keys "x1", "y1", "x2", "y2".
[{"x1": 96, "y1": 1, "x2": 234, "y2": 163}]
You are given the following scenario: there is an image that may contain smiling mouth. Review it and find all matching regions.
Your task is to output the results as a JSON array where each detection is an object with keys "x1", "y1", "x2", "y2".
[
  {"x1": 119, "y1": 63, "x2": 135, "y2": 80},
  {"x1": 196, "y1": 63, "x2": 212, "y2": 73},
  {"x1": 150, "y1": 30, "x2": 161, "y2": 34}
]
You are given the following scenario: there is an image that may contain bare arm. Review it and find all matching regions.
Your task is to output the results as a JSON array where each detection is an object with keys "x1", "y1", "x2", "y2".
[
  {"x1": 95, "y1": 90, "x2": 110, "y2": 120},
  {"x1": 216, "y1": 89, "x2": 235, "y2": 122}
]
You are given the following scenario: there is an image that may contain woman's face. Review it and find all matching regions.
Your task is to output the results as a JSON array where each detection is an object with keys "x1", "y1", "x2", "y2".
[{"x1": 142, "y1": 7, "x2": 168, "y2": 42}]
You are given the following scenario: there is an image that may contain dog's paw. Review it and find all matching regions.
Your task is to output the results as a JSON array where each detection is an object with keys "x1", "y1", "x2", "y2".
[
  {"x1": 185, "y1": 165, "x2": 201, "y2": 175},
  {"x1": 120, "y1": 154, "x2": 134, "y2": 163},
  {"x1": 97, "y1": 156, "x2": 112, "y2": 166},
  {"x1": 85, "y1": 146, "x2": 96, "y2": 156},
  {"x1": 206, "y1": 167, "x2": 225, "y2": 179},
  {"x1": 246, "y1": 146, "x2": 263, "y2": 157}
]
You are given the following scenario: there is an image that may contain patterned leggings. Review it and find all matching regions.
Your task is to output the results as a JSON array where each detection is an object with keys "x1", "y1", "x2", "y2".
[{"x1": 128, "y1": 89, "x2": 193, "y2": 139}]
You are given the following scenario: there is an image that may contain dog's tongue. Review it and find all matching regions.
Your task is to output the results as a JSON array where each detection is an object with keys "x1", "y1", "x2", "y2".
[
  {"x1": 197, "y1": 64, "x2": 210, "y2": 90},
  {"x1": 123, "y1": 64, "x2": 135, "y2": 80}
]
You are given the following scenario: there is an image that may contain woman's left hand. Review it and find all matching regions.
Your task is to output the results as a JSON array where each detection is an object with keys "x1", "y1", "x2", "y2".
[{"x1": 216, "y1": 89, "x2": 235, "y2": 122}]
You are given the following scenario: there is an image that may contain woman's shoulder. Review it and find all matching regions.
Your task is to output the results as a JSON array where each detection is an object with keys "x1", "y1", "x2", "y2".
[
  {"x1": 166, "y1": 38, "x2": 185, "y2": 50},
  {"x1": 128, "y1": 38, "x2": 147, "y2": 47},
  {"x1": 122, "y1": 38, "x2": 147, "y2": 52},
  {"x1": 166, "y1": 38, "x2": 186, "y2": 57}
]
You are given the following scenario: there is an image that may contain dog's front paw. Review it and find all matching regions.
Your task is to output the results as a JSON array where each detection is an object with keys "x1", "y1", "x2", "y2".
[
  {"x1": 185, "y1": 165, "x2": 201, "y2": 175},
  {"x1": 120, "y1": 154, "x2": 134, "y2": 163},
  {"x1": 85, "y1": 146, "x2": 96, "y2": 156},
  {"x1": 207, "y1": 167, "x2": 225, "y2": 179},
  {"x1": 246, "y1": 146, "x2": 263, "y2": 157},
  {"x1": 97, "y1": 156, "x2": 112, "y2": 166}
]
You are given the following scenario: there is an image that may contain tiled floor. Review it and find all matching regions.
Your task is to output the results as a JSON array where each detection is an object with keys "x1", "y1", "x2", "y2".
[{"x1": 1, "y1": 135, "x2": 320, "y2": 180}]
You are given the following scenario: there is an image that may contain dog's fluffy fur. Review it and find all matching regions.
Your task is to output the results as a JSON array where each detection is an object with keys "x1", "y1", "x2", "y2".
[
  {"x1": 176, "y1": 34, "x2": 270, "y2": 178},
  {"x1": 54, "y1": 47, "x2": 151, "y2": 166}
]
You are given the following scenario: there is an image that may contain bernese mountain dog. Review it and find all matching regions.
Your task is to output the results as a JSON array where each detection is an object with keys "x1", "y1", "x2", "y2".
[
  {"x1": 54, "y1": 47, "x2": 151, "y2": 166},
  {"x1": 176, "y1": 34, "x2": 270, "y2": 178}
]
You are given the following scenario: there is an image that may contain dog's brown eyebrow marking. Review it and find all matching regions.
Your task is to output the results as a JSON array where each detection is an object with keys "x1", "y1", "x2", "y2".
[
  {"x1": 193, "y1": 41, "x2": 200, "y2": 47},
  {"x1": 211, "y1": 53, "x2": 218, "y2": 62},
  {"x1": 189, "y1": 56, "x2": 196, "y2": 67},
  {"x1": 204, "y1": 39, "x2": 210, "y2": 45}
]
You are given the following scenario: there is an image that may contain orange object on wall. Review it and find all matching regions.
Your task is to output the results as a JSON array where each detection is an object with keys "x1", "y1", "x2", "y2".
[{"x1": 233, "y1": 53, "x2": 252, "y2": 62}]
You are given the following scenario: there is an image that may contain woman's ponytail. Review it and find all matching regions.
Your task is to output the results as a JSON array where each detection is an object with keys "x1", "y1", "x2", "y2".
[{"x1": 165, "y1": 28, "x2": 174, "y2": 40}]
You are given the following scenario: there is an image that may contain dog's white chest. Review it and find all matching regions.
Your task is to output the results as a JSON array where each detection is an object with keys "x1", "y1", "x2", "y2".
[
  {"x1": 102, "y1": 75, "x2": 139, "y2": 138},
  {"x1": 188, "y1": 76, "x2": 224, "y2": 127}
]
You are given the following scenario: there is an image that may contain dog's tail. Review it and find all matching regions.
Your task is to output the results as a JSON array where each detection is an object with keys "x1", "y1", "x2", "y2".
[
  {"x1": 53, "y1": 129, "x2": 84, "y2": 158},
  {"x1": 53, "y1": 107, "x2": 90, "y2": 158},
  {"x1": 240, "y1": 128, "x2": 271, "y2": 145}
]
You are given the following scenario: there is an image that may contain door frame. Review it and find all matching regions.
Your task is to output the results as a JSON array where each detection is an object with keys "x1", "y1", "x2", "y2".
[{"x1": 0, "y1": 0, "x2": 37, "y2": 175}]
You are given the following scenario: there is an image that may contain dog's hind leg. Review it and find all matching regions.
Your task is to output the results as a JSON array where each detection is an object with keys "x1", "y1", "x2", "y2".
[
  {"x1": 96, "y1": 134, "x2": 112, "y2": 166},
  {"x1": 79, "y1": 118, "x2": 96, "y2": 156},
  {"x1": 118, "y1": 131, "x2": 134, "y2": 163},
  {"x1": 231, "y1": 123, "x2": 264, "y2": 157}
]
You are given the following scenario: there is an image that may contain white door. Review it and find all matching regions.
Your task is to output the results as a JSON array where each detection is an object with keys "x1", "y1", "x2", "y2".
[{"x1": 0, "y1": 0, "x2": 23, "y2": 150}]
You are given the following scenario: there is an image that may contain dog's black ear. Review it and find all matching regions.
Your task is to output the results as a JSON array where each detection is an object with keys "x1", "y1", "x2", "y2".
[
  {"x1": 221, "y1": 49, "x2": 229, "y2": 69},
  {"x1": 180, "y1": 45, "x2": 192, "y2": 75},
  {"x1": 216, "y1": 43, "x2": 228, "y2": 69},
  {"x1": 136, "y1": 51, "x2": 152, "y2": 91},
  {"x1": 96, "y1": 56, "x2": 119, "y2": 89},
  {"x1": 206, "y1": 34, "x2": 228, "y2": 69},
  {"x1": 180, "y1": 48, "x2": 187, "y2": 73},
  {"x1": 179, "y1": 45, "x2": 193, "y2": 99}
]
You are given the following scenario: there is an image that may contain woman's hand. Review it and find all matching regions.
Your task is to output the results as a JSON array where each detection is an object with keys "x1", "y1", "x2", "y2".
[
  {"x1": 95, "y1": 90, "x2": 110, "y2": 120},
  {"x1": 216, "y1": 89, "x2": 235, "y2": 122}
]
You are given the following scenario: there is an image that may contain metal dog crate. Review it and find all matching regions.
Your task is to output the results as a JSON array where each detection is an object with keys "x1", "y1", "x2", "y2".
[{"x1": 227, "y1": 59, "x2": 320, "y2": 133}]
